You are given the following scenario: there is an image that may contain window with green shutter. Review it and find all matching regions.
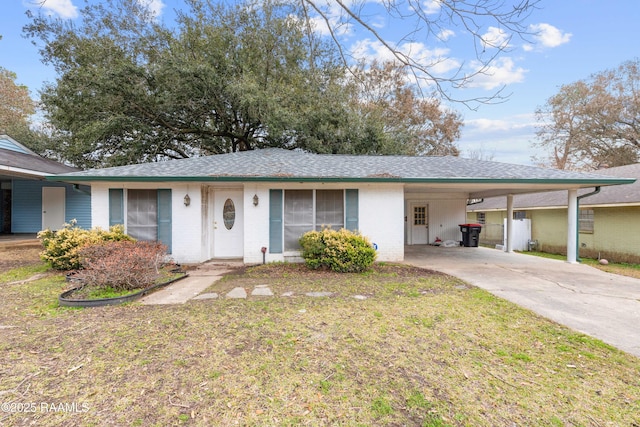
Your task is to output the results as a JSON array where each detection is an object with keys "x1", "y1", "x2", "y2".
[{"x1": 269, "y1": 189, "x2": 359, "y2": 252}]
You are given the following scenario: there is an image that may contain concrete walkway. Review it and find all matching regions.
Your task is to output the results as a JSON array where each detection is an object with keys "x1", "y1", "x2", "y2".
[
  {"x1": 140, "y1": 261, "x2": 242, "y2": 305},
  {"x1": 405, "y1": 245, "x2": 640, "y2": 358}
]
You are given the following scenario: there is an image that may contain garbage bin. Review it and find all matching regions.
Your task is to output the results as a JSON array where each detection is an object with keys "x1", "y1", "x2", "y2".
[{"x1": 459, "y1": 223, "x2": 482, "y2": 247}]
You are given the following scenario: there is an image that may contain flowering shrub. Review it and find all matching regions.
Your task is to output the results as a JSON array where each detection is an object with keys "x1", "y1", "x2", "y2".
[
  {"x1": 75, "y1": 241, "x2": 169, "y2": 291},
  {"x1": 299, "y1": 228, "x2": 376, "y2": 273},
  {"x1": 38, "y1": 221, "x2": 133, "y2": 270}
]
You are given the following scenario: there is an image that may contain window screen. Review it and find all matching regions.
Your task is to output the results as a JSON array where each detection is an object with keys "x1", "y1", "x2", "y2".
[
  {"x1": 316, "y1": 190, "x2": 344, "y2": 230},
  {"x1": 282, "y1": 189, "x2": 347, "y2": 251},
  {"x1": 127, "y1": 189, "x2": 158, "y2": 241},
  {"x1": 284, "y1": 190, "x2": 313, "y2": 251},
  {"x1": 579, "y1": 209, "x2": 594, "y2": 233}
]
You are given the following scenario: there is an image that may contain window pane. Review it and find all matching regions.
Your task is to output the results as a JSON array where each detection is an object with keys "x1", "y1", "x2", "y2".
[
  {"x1": 579, "y1": 209, "x2": 594, "y2": 233},
  {"x1": 414, "y1": 206, "x2": 426, "y2": 225},
  {"x1": 476, "y1": 212, "x2": 486, "y2": 225},
  {"x1": 284, "y1": 190, "x2": 313, "y2": 250},
  {"x1": 316, "y1": 190, "x2": 344, "y2": 230},
  {"x1": 127, "y1": 189, "x2": 158, "y2": 241}
]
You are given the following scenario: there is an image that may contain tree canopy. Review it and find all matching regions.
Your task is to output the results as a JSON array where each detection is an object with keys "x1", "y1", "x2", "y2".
[
  {"x1": 24, "y1": 0, "x2": 468, "y2": 168},
  {"x1": 0, "y1": 67, "x2": 35, "y2": 135},
  {"x1": 533, "y1": 59, "x2": 640, "y2": 170}
]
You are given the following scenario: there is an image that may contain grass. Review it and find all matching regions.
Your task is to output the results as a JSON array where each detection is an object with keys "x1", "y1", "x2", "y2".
[
  {"x1": 1, "y1": 260, "x2": 639, "y2": 426},
  {"x1": 520, "y1": 250, "x2": 640, "y2": 279}
]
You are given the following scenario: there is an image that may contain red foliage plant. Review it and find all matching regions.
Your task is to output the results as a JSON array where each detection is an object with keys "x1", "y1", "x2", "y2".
[{"x1": 76, "y1": 240, "x2": 169, "y2": 291}]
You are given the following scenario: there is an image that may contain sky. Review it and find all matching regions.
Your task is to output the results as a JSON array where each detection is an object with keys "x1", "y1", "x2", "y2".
[{"x1": 1, "y1": 0, "x2": 639, "y2": 166}]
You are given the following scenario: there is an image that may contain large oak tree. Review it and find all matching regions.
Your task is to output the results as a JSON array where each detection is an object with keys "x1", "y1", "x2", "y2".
[
  {"x1": 25, "y1": 0, "x2": 469, "y2": 167},
  {"x1": 533, "y1": 59, "x2": 640, "y2": 170}
]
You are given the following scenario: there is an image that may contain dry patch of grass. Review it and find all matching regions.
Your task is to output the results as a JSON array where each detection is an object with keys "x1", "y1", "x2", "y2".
[
  {"x1": 0, "y1": 259, "x2": 639, "y2": 426},
  {"x1": 522, "y1": 251, "x2": 640, "y2": 279}
]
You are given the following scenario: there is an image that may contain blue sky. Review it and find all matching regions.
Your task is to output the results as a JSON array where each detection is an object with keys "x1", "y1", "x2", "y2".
[{"x1": 1, "y1": 0, "x2": 638, "y2": 165}]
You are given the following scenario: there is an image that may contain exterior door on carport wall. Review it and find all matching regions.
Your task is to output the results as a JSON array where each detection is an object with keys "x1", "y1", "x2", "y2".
[
  {"x1": 213, "y1": 190, "x2": 244, "y2": 258},
  {"x1": 409, "y1": 202, "x2": 429, "y2": 244},
  {"x1": 42, "y1": 187, "x2": 65, "y2": 231}
]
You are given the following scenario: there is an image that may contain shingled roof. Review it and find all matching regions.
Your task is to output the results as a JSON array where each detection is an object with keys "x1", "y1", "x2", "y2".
[
  {"x1": 468, "y1": 163, "x2": 640, "y2": 210},
  {"x1": 49, "y1": 148, "x2": 632, "y2": 182}
]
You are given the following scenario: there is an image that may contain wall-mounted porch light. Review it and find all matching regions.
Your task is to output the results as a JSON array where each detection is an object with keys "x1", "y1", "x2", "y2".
[
  {"x1": 184, "y1": 194, "x2": 191, "y2": 206},
  {"x1": 253, "y1": 194, "x2": 259, "y2": 206}
]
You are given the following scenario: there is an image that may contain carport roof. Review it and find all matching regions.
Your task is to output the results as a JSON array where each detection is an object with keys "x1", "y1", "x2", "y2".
[
  {"x1": 48, "y1": 148, "x2": 635, "y2": 198},
  {"x1": 468, "y1": 163, "x2": 640, "y2": 210}
]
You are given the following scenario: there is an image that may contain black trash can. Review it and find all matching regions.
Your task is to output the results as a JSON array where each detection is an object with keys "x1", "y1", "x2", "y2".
[{"x1": 459, "y1": 223, "x2": 482, "y2": 247}]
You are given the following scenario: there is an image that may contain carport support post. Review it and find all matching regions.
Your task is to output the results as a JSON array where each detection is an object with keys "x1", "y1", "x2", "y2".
[
  {"x1": 567, "y1": 189, "x2": 578, "y2": 264},
  {"x1": 506, "y1": 194, "x2": 514, "y2": 253}
]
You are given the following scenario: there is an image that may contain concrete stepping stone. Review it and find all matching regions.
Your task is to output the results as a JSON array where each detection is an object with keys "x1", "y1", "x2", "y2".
[
  {"x1": 281, "y1": 291, "x2": 294, "y2": 297},
  {"x1": 192, "y1": 292, "x2": 219, "y2": 300},
  {"x1": 305, "y1": 291, "x2": 333, "y2": 297},
  {"x1": 226, "y1": 287, "x2": 247, "y2": 299},
  {"x1": 352, "y1": 295, "x2": 368, "y2": 300},
  {"x1": 251, "y1": 285, "x2": 274, "y2": 296}
]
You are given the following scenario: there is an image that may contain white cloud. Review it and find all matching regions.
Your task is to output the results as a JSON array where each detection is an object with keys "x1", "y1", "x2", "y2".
[
  {"x1": 437, "y1": 29, "x2": 455, "y2": 41},
  {"x1": 480, "y1": 26, "x2": 510, "y2": 50},
  {"x1": 137, "y1": 0, "x2": 165, "y2": 18},
  {"x1": 350, "y1": 38, "x2": 460, "y2": 75},
  {"x1": 422, "y1": 0, "x2": 442, "y2": 15},
  {"x1": 523, "y1": 23, "x2": 572, "y2": 51},
  {"x1": 460, "y1": 113, "x2": 539, "y2": 165},
  {"x1": 466, "y1": 57, "x2": 527, "y2": 90},
  {"x1": 36, "y1": 0, "x2": 78, "y2": 19}
]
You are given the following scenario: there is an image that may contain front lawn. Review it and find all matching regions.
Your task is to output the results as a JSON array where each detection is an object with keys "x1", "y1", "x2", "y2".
[{"x1": 1, "y1": 258, "x2": 638, "y2": 426}]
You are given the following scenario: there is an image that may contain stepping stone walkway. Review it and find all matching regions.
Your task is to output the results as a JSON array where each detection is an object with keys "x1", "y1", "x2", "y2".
[
  {"x1": 251, "y1": 285, "x2": 274, "y2": 296},
  {"x1": 226, "y1": 287, "x2": 247, "y2": 299},
  {"x1": 305, "y1": 291, "x2": 333, "y2": 298},
  {"x1": 216, "y1": 287, "x2": 360, "y2": 300}
]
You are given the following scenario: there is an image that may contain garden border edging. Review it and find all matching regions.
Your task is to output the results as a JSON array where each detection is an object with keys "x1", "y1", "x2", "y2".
[{"x1": 58, "y1": 274, "x2": 188, "y2": 308}]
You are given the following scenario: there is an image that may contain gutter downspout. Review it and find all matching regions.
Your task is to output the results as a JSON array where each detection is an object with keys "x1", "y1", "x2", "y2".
[{"x1": 576, "y1": 187, "x2": 600, "y2": 262}]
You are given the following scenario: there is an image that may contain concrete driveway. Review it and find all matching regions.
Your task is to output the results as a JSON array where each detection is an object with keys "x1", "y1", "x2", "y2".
[{"x1": 404, "y1": 245, "x2": 640, "y2": 358}]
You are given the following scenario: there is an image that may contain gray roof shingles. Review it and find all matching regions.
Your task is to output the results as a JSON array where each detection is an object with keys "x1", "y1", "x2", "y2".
[
  {"x1": 0, "y1": 148, "x2": 78, "y2": 176},
  {"x1": 468, "y1": 163, "x2": 640, "y2": 209},
  {"x1": 49, "y1": 148, "x2": 634, "y2": 184}
]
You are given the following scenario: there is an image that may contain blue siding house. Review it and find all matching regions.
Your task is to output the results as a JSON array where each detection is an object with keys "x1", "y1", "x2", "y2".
[{"x1": 0, "y1": 135, "x2": 91, "y2": 234}]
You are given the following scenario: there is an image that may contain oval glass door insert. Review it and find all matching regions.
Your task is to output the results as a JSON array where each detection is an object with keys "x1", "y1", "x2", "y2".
[{"x1": 223, "y1": 199, "x2": 235, "y2": 230}]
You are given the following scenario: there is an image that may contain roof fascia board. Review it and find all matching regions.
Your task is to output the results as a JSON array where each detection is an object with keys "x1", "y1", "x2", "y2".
[
  {"x1": 469, "y1": 202, "x2": 640, "y2": 212},
  {"x1": 46, "y1": 175, "x2": 637, "y2": 186},
  {"x1": 1, "y1": 166, "x2": 50, "y2": 178}
]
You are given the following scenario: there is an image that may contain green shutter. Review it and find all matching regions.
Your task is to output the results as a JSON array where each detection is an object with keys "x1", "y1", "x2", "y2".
[
  {"x1": 157, "y1": 189, "x2": 172, "y2": 253},
  {"x1": 109, "y1": 189, "x2": 124, "y2": 227},
  {"x1": 269, "y1": 190, "x2": 283, "y2": 253},
  {"x1": 345, "y1": 189, "x2": 359, "y2": 231}
]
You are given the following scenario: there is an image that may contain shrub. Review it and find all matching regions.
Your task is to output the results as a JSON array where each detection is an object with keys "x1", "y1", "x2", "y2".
[
  {"x1": 75, "y1": 240, "x2": 169, "y2": 291},
  {"x1": 38, "y1": 221, "x2": 133, "y2": 270},
  {"x1": 299, "y1": 228, "x2": 376, "y2": 273}
]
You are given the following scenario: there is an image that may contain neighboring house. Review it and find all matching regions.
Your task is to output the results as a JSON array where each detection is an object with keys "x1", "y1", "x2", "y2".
[
  {"x1": 48, "y1": 148, "x2": 633, "y2": 264},
  {"x1": 467, "y1": 163, "x2": 640, "y2": 262},
  {"x1": 0, "y1": 135, "x2": 91, "y2": 234}
]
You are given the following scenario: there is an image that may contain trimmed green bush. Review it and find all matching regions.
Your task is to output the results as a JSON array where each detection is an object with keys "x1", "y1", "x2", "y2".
[
  {"x1": 38, "y1": 220, "x2": 134, "y2": 270},
  {"x1": 299, "y1": 228, "x2": 376, "y2": 273}
]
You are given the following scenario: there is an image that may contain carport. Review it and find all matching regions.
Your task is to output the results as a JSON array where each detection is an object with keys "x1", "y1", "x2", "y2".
[
  {"x1": 404, "y1": 170, "x2": 634, "y2": 263},
  {"x1": 405, "y1": 245, "x2": 640, "y2": 358}
]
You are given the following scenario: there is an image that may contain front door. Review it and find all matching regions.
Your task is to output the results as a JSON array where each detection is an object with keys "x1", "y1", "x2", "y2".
[
  {"x1": 410, "y1": 203, "x2": 429, "y2": 244},
  {"x1": 42, "y1": 187, "x2": 66, "y2": 231},
  {"x1": 213, "y1": 190, "x2": 244, "y2": 258}
]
